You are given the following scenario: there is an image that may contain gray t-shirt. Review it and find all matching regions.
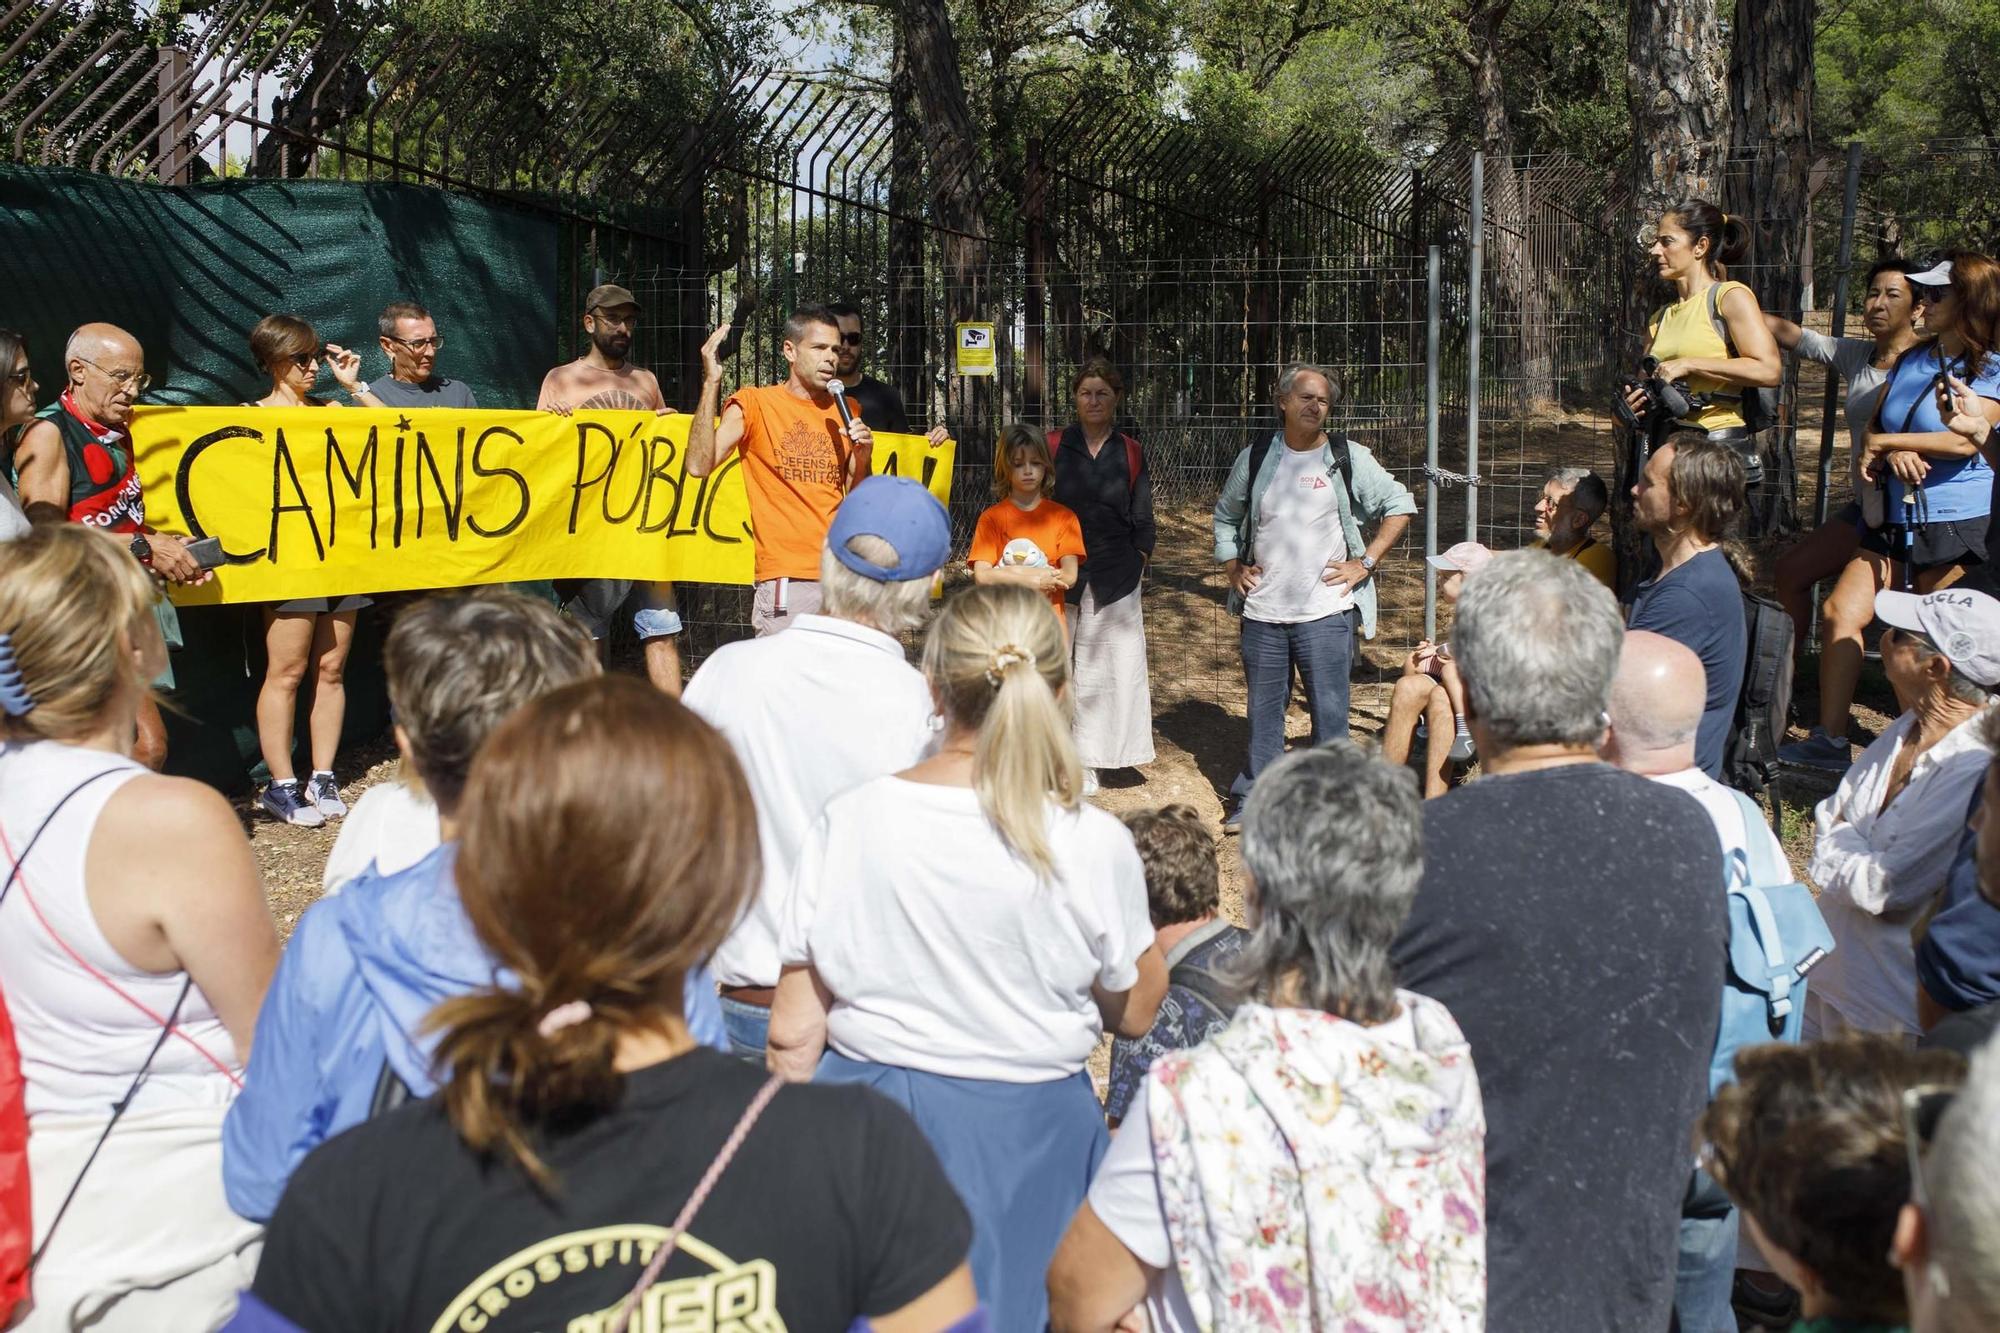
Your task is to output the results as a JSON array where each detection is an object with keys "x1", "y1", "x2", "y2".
[
  {"x1": 1795, "y1": 329, "x2": 1887, "y2": 523},
  {"x1": 364, "y1": 376, "x2": 478, "y2": 409}
]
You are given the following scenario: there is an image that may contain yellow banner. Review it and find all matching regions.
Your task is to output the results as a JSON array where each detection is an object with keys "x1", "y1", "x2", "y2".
[{"x1": 129, "y1": 406, "x2": 956, "y2": 604}]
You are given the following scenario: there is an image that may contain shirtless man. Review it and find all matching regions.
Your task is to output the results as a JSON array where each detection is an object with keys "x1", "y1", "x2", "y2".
[{"x1": 536, "y1": 284, "x2": 684, "y2": 693}]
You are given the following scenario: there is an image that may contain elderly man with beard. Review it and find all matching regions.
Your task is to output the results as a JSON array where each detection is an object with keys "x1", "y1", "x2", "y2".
[
  {"x1": 1212, "y1": 362, "x2": 1416, "y2": 828},
  {"x1": 536, "y1": 284, "x2": 690, "y2": 693},
  {"x1": 12, "y1": 322, "x2": 210, "y2": 770}
]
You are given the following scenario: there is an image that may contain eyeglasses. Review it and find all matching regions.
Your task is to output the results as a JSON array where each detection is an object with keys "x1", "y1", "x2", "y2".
[
  {"x1": 839, "y1": 332, "x2": 864, "y2": 346},
  {"x1": 386, "y1": 335, "x2": 445, "y2": 352},
  {"x1": 78, "y1": 357, "x2": 151, "y2": 392}
]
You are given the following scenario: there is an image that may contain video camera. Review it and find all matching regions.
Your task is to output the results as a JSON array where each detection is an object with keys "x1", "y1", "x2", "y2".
[{"x1": 1613, "y1": 356, "x2": 1700, "y2": 442}]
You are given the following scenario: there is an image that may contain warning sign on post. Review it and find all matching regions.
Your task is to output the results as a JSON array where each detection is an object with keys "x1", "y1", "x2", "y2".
[{"x1": 955, "y1": 322, "x2": 997, "y2": 377}]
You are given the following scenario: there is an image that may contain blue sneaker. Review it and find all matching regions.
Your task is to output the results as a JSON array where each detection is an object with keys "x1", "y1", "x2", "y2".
[
  {"x1": 1447, "y1": 729, "x2": 1475, "y2": 764},
  {"x1": 260, "y1": 780, "x2": 326, "y2": 828},
  {"x1": 1776, "y1": 728, "x2": 1852, "y2": 772},
  {"x1": 307, "y1": 772, "x2": 348, "y2": 820},
  {"x1": 1222, "y1": 803, "x2": 1244, "y2": 834}
]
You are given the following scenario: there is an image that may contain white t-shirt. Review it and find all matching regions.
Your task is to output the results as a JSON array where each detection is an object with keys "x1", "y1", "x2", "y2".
[
  {"x1": 321, "y1": 780, "x2": 442, "y2": 895},
  {"x1": 1646, "y1": 767, "x2": 1787, "y2": 875},
  {"x1": 1243, "y1": 444, "x2": 1352, "y2": 625},
  {"x1": 684, "y1": 614, "x2": 937, "y2": 987},
  {"x1": 777, "y1": 776, "x2": 1155, "y2": 1082},
  {"x1": 0, "y1": 474, "x2": 28, "y2": 542},
  {"x1": 1088, "y1": 1005, "x2": 1422, "y2": 1332},
  {"x1": 1794, "y1": 329, "x2": 1891, "y2": 526}
]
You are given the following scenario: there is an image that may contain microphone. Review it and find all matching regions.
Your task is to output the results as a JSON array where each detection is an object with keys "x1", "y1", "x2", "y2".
[{"x1": 826, "y1": 378, "x2": 857, "y2": 434}]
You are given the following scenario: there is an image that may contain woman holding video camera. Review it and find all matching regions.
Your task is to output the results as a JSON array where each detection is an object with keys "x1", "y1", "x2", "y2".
[
  {"x1": 1626, "y1": 200, "x2": 1783, "y2": 483},
  {"x1": 1780, "y1": 254, "x2": 2000, "y2": 772}
]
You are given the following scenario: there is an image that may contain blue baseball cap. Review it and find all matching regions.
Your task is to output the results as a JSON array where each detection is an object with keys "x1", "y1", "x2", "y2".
[{"x1": 825, "y1": 476, "x2": 952, "y2": 582}]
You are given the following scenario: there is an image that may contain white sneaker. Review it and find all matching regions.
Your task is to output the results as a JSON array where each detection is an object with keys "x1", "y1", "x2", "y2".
[{"x1": 1082, "y1": 768, "x2": 1101, "y2": 796}]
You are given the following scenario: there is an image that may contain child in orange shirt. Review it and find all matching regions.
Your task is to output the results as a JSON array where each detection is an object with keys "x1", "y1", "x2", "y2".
[{"x1": 969, "y1": 423, "x2": 1086, "y2": 631}]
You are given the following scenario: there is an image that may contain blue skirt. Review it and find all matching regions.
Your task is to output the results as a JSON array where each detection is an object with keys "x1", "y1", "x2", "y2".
[{"x1": 816, "y1": 1052, "x2": 1107, "y2": 1332}]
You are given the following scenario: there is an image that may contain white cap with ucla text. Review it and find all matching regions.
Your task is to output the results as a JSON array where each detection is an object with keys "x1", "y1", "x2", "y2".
[{"x1": 1875, "y1": 587, "x2": 2000, "y2": 688}]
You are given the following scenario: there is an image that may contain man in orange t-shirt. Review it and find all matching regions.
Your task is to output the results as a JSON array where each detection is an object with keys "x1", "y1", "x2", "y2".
[{"x1": 686, "y1": 305, "x2": 874, "y2": 635}]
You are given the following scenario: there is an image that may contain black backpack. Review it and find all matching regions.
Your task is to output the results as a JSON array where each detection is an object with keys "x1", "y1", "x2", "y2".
[
  {"x1": 1239, "y1": 433, "x2": 1360, "y2": 567},
  {"x1": 1725, "y1": 588, "x2": 1795, "y2": 797},
  {"x1": 1706, "y1": 283, "x2": 1779, "y2": 434}
]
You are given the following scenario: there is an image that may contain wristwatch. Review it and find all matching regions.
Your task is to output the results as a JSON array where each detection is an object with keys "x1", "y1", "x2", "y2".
[
  {"x1": 1360, "y1": 555, "x2": 1377, "y2": 572},
  {"x1": 128, "y1": 533, "x2": 152, "y2": 563}
]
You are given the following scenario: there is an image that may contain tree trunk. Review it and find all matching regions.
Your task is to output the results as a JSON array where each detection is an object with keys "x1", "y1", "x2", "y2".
[
  {"x1": 1466, "y1": 9, "x2": 1556, "y2": 409},
  {"x1": 886, "y1": 28, "x2": 928, "y2": 419},
  {"x1": 1616, "y1": 0, "x2": 1729, "y2": 591},
  {"x1": 1727, "y1": 0, "x2": 1813, "y2": 537}
]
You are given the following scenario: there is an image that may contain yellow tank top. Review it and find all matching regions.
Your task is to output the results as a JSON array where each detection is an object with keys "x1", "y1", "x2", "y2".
[{"x1": 1647, "y1": 280, "x2": 1749, "y2": 431}]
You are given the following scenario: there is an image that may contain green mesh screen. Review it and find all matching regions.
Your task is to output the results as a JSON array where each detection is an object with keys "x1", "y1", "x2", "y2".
[{"x1": 0, "y1": 166, "x2": 559, "y2": 792}]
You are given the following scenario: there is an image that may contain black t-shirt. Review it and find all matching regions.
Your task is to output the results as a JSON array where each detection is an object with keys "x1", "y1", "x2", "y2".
[
  {"x1": 1050, "y1": 425, "x2": 1155, "y2": 606},
  {"x1": 1390, "y1": 764, "x2": 1728, "y2": 1333},
  {"x1": 845, "y1": 375, "x2": 912, "y2": 436},
  {"x1": 251, "y1": 1047, "x2": 971, "y2": 1333}
]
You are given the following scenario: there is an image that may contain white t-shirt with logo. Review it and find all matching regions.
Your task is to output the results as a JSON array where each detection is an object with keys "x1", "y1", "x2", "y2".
[{"x1": 1244, "y1": 445, "x2": 1353, "y2": 625}]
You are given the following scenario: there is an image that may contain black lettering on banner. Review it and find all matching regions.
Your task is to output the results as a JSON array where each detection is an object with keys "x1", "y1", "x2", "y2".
[
  {"x1": 569, "y1": 421, "x2": 618, "y2": 534},
  {"x1": 392, "y1": 425, "x2": 408, "y2": 549},
  {"x1": 699, "y1": 451, "x2": 751, "y2": 544},
  {"x1": 413, "y1": 428, "x2": 465, "y2": 541},
  {"x1": 637, "y1": 431, "x2": 683, "y2": 534},
  {"x1": 467, "y1": 426, "x2": 530, "y2": 538},
  {"x1": 175, "y1": 423, "x2": 267, "y2": 561},
  {"x1": 601, "y1": 422, "x2": 647, "y2": 526},
  {"x1": 268, "y1": 427, "x2": 327, "y2": 563},
  {"x1": 324, "y1": 425, "x2": 379, "y2": 550}
]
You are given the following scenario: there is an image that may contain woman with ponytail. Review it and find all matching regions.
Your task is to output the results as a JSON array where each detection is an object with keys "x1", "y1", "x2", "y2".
[
  {"x1": 769, "y1": 583, "x2": 1167, "y2": 1331},
  {"x1": 1628, "y1": 199, "x2": 1783, "y2": 483},
  {"x1": 243, "y1": 676, "x2": 977, "y2": 1333},
  {"x1": 0, "y1": 523, "x2": 277, "y2": 1329}
]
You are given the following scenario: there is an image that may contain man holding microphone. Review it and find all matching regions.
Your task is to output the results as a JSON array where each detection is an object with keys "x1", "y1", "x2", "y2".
[{"x1": 685, "y1": 305, "x2": 873, "y2": 636}]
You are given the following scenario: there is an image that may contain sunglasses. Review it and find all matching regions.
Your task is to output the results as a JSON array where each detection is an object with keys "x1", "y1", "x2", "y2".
[
  {"x1": 839, "y1": 332, "x2": 863, "y2": 346},
  {"x1": 288, "y1": 348, "x2": 328, "y2": 371},
  {"x1": 1917, "y1": 284, "x2": 1951, "y2": 304},
  {"x1": 4, "y1": 368, "x2": 30, "y2": 387}
]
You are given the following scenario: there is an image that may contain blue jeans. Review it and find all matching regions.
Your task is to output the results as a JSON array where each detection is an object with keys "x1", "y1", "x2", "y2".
[
  {"x1": 718, "y1": 995, "x2": 770, "y2": 1065},
  {"x1": 1672, "y1": 1169, "x2": 1739, "y2": 1333},
  {"x1": 1230, "y1": 609, "x2": 1358, "y2": 804}
]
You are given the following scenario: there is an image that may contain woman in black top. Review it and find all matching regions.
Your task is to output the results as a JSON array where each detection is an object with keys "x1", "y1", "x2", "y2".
[
  {"x1": 243, "y1": 676, "x2": 978, "y2": 1333},
  {"x1": 1049, "y1": 359, "x2": 1156, "y2": 790}
]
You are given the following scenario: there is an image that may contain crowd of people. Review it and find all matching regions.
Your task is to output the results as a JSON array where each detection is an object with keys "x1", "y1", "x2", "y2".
[{"x1": 2, "y1": 198, "x2": 2000, "y2": 1333}]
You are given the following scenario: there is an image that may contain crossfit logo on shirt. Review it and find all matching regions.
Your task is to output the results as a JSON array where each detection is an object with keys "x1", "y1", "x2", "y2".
[{"x1": 429, "y1": 1225, "x2": 783, "y2": 1333}]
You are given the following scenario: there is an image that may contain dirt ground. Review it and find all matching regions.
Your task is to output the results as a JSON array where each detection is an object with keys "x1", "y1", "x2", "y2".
[{"x1": 244, "y1": 329, "x2": 1897, "y2": 931}]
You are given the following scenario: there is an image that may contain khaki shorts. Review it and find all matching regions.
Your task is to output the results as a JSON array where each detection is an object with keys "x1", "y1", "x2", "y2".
[{"x1": 751, "y1": 578, "x2": 821, "y2": 636}]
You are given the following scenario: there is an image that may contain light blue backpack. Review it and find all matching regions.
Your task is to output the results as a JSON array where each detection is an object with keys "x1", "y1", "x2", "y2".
[{"x1": 1708, "y1": 790, "x2": 1836, "y2": 1094}]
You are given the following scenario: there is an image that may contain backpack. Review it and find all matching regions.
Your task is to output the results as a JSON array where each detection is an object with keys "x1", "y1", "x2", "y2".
[
  {"x1": 1168, "y1": 958, "x2": 1242, "y2": 1032},
  {"x1": 1706, "y1": 283, "x2": 1779, "y2": 434},
  {"x1": 1725, "y1": 589, "x2": 1795, "y2": 797},
  {"x1": 1046, "y1": 428, "x2": 1144, "y2": 498},
  {"x1": 1239, "y1": 433, "x2": 1361, "y2": 567},
  {"x1": 0, "y1": 989, "x2": 28, "y2": 1324},
  {"x1": 1709, "y1": 790, "x2": 1835, "y2": 1095}
]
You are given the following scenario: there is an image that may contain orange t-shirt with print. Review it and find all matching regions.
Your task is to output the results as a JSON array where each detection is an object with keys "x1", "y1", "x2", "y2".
[
  {"x1": 727, "y1": 383, "x2": 861, "y2": 583},
  {"x1": 970, "y1": 497, "x2": 1087, "y2": 623}
]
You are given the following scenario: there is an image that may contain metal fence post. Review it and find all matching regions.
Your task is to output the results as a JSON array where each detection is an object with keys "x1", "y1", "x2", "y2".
[
  {"x1": 1466, "y1": 150, "x2": 1483, "y2": 541},
  {"x1": 1426, "y1": 244, "x2": 1442, "y2": 640}
]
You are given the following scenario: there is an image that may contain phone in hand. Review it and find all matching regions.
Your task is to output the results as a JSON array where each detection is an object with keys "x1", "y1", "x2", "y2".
[{"x1": 184, "y1": 535, "x2": 227, "y2": 569}]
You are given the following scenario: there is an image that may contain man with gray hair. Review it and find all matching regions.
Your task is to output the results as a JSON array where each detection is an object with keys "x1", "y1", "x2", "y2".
[
  {"x1": 1213, "y1": 362, "x2": 1417, "y2": 829},
  {"x1": 1530, "y1": 465, "x2": 1615, "y2": 588},
  {"x1": 1896, "y1": 1040, "x2": 2000, "y2": 1333},
  {"x1": 683, "y1": 475, "x2": 949, "y2": 1059},
  {"x1": 1391, "y1": 549, "x2": 1728, "y2": 1333}
]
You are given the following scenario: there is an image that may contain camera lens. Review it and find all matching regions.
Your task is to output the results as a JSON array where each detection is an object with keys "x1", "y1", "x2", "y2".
[{"x1": 1641, "y1": 356, "x2": 1661, "y2": 374}]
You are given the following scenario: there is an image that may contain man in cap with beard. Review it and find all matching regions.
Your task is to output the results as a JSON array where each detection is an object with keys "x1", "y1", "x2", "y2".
[{"x1": 536, "y1": 283, "x2": 686, "y2": 693}]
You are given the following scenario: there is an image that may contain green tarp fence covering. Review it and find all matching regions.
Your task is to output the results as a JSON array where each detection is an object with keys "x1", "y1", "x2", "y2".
[{"x1": 0, "y1": 166, "x2": 559, "y2": 793}]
